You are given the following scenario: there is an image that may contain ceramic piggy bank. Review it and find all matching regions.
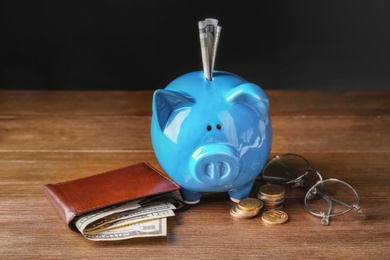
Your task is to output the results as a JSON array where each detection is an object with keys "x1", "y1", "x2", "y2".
[{"x1": 151, "y1": 70, "x2": 272, "y2": 203}]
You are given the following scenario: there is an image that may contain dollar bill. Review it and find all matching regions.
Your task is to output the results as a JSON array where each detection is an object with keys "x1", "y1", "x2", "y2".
[
  {"x1": 83, "y1": 218, "x2": 168, "y2": 241},
  {"x1": 84, "y1": 209, "x2": 175, "y2": 234},
  {"x1": 74, "y1": 199, "x2": 142, "y2": 232},
  {"x1": 199, "y1": 18, "x2": 222, "y2": 80},
  {"x1": 74, "y1": 201, "x2": 176, "y2": 241},
  {"x1": 83, "y1": 202, "x2": 176, "y2": 233}
]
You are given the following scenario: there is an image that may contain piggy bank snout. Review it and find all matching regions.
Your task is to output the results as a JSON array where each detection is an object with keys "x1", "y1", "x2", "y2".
[{"x1": 190, "y1": 144, "x2": 240, "y2": 186}]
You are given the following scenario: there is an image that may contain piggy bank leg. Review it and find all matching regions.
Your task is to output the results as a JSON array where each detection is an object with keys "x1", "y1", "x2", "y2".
[
  {"x1": 180, "y1": 188, "x2": 203, "y2": 204},
  {"x1": 228, "y1": 182, "x2": 254, "y2": 203}
]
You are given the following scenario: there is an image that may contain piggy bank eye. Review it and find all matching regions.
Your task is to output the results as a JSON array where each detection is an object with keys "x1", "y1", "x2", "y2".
[
  {"x1": 206, "y1": 125, "x2": 212, "y2": 131},
  {"x1": 216, "y1": 124, "x2": 222, "y2": 130}
]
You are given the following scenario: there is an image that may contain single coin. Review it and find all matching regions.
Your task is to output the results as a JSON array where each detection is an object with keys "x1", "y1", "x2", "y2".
[
  {"x1": 261, "y1": 210, "x2": 289, "y2": 224},
  {"x1": 259, "y1": 184, "x2": 285, "y2": 198},
  {"x1": 237, "y1": 198, "x2": 263, "y2": 212}
]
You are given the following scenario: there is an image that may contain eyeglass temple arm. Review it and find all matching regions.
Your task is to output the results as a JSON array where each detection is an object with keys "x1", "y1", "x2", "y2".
[
  {"x1": 321, "y1": 196, "x2": 332, "y2": 226},
  {"x1": 321, "y1": 193, "x2": 362, "y2": 213}
]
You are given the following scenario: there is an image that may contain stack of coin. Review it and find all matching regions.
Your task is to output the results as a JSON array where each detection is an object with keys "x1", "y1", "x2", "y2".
[
  {"x1": 257, "y1": 184, "x2": 285, "y2": 210},
  {"x1": 230, "y1": 198, "x2": 263, "y2": 219}
]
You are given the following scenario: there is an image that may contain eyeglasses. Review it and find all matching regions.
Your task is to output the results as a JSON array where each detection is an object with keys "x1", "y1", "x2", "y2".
[{"x1": 261, "y1": 153, "x2": 362, "y2": 225}]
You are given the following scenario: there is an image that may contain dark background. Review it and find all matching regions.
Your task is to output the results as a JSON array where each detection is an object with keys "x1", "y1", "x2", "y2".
[{"x1": 1, "y1": 0, "x2": 389, "y2": 90}]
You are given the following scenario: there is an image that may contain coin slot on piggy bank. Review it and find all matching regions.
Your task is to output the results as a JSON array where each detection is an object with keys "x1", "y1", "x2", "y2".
[{"x1": 150, "y1": 19, "x2": 272, "y2": 204}]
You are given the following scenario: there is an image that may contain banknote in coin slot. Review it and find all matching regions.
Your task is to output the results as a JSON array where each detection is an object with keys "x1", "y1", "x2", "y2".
[{"x1": 198, "y1": 18, "x2": 221, "y2": 80}]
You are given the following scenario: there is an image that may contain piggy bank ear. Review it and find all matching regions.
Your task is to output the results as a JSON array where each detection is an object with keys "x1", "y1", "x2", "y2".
[
  {"x1": 225, "y1": 82, "x2": 269, "y2": 120},
  {"x1": 152, "y1": 89, "x2": 195, "y2": 130}
]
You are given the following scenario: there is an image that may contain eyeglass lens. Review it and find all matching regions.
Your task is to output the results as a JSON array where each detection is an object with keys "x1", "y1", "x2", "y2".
[
  {"x1": 305, "y1": 179, "x2": 361, "y2": 221},
  {"x1": 261, "y1": 154, "x2": 321, "y2": 189}
]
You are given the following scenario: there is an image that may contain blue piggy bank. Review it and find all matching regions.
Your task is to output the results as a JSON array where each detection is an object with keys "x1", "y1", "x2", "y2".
[{"x1": 151, "y1": 71, "x2": 272, "y2": 204}]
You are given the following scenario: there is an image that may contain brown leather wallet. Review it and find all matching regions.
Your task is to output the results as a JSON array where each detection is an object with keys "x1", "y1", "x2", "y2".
[{"x1": 44, "y1": 162, "x2": 180, "y2": 231}]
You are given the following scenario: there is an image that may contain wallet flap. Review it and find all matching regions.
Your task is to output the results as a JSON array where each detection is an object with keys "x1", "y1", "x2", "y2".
[{"x1": 44, "y1": 162, "x2": 180, "y2": 229}]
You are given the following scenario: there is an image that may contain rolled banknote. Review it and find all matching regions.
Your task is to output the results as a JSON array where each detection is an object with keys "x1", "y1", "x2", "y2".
[{"x1": 198, "y1": 18, "x2": 221, "y2": 80}]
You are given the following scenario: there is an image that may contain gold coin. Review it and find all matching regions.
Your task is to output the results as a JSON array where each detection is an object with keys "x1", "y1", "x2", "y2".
[
  {"x1": 262, "y1": 198, "x2": 285, "y2": 204},
  {"x1": 237, "y1": 198, "x2": 263, "y2": 212},
  {"x1": 230, "y1": 204, "x2": 258, "y2": 219},
  {"x1": 259, "y1": 184, "x2": 285, "y2": 198},
  {"x1": 236, "y1": 204, "x2": 260, "y2": 215},
  {"x1": 257, "y1": 194, "x2": 285, "y2": 203},
  {"x1": 261, "y1": 210, "x2": 289, "y2": 224}
]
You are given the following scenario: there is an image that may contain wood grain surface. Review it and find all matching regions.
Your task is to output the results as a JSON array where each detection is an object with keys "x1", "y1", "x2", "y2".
[{"x1": 0, "y1": 90, "x2": 389, "y2": 259}]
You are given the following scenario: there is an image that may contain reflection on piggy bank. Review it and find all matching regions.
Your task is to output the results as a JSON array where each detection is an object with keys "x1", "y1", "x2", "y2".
[{"x1": 151, "y1": 71, "x2": 272, "y2": 204}]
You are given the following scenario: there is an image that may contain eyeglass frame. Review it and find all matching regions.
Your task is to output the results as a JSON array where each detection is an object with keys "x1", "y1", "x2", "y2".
[{"x1": 261, "y1": 153, "x2": 362, "y2": 225}]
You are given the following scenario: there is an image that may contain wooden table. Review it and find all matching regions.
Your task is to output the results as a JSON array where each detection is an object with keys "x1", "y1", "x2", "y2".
[{"x1": 1, "y1": 90, "x2": 389, "y2": 259}]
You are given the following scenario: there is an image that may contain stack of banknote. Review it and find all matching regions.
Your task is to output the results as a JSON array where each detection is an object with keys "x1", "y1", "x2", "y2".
[{"x1": 74, "y1": 200, "x2": 176, "y2": 241}]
